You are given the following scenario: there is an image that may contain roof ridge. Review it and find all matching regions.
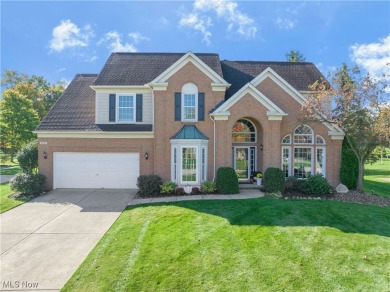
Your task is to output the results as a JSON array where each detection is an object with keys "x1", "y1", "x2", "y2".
[
  {"x1": 222, "y1": 60, "x2": 314, "y2": 65},
  {"x1": 110, "y1": 52, "x2": 219, "y2": 56}
]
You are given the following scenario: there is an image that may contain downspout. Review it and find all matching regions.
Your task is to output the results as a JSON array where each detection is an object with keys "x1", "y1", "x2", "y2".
[{"x1": 209, "y1": 115, "x2": 216, "y2": 181}]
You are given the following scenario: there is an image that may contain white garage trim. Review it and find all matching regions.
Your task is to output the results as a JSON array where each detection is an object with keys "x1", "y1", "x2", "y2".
[{"x1": 53, "y1": 152, "x2": 139, "y2": 189}]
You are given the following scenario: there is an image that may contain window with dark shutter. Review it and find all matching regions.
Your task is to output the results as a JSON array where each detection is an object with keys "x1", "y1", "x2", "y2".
[
  {"x1": 109, "y1": 94, "x2": 116, "y2": 122},
  {"x1": 174, "y1": 92, "x2": 181, "y2": 121},
  {"x1": 136, "y1": 94, "x2": 143, "y2": 122},
  {"x1": 198, "y1": 92, "x2": 205, "y2": 121}
]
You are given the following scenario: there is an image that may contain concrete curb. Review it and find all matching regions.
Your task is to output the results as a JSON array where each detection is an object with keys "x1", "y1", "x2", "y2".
[{"x1": 128, "y1": 189, "x2": 265, "y2": 205}]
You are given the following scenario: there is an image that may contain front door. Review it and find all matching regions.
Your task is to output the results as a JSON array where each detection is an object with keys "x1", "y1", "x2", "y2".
[{"x1": 233, "y1": 147, "x2": 250, "y2": 180}]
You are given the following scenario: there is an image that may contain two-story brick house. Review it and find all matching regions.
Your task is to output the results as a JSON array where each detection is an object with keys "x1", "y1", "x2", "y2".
[{"x1": 36, "y1": 52, "x2": 344, "y2": 190}]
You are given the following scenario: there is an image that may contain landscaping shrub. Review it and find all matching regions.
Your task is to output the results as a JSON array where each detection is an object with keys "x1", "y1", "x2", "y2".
[
  {"x1": 10, "y1": 173, "x2": 46, "y2": 196},
  {"x1": 263, "y1": 168, "x2": 285, "y2": 193},
  {"x1": 160, "y1": 181, "x2": 177, "y2": 194},
  {"x1": 293, "y1": 175, "x2": 332, "y2": 197},
  {"x1": 340, "y1": 139, "x2": 358, "y2": 189},
  {"x1": 137, "y1": 175, "x2": 162, "y2": 196},
  {"x1": 192, "y1": 187, "x2": 200, "y2": 195},
  {"x1": 175, "y1": 187, "x2": 185, "y2": 195},
  {"x1": 264, "y1": 191, "x2": 282, "y2": 199},
  {"x1": 201, "y1": 180, "x2": 217, "y2": 193},
  {"x1": 216, "y1": 167, "x2": 239, "y2": 194},
  {"x1": 16, "y1": 141, "x2": 38, "y2": 174}
]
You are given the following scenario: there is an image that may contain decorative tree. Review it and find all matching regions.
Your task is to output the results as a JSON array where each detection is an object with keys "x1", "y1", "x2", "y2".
[
  {"x1": 285, "y1": 50, "x2": 306, "y2": 62},
  {"x1": 0, "y1": 89, "x2": 40, "y2": 161},
  {"x1": 302, "y1": 64, "x2": 389, "y2": 191}
]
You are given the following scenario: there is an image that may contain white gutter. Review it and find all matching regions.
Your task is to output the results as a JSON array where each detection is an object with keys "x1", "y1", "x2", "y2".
[{"x1": 209, "y1": 115, "x2": 216, "y2": 181}]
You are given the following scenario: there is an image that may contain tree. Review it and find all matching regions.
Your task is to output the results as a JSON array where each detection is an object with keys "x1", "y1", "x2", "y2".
[
  {"x1": 285, "y1": 50, "x2": 306, "y2": 62},
  {"x1": 0, "y1": 89, "x2": 39, "y2": 161},
  {"x1": 1, "y1": 69, "x2": 66, "y2": 120},
  {"x1": 302, "y1": 64, "x2": 389, "y2": 191}
]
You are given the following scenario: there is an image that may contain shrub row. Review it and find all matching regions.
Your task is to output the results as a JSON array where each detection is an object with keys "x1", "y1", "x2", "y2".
[{"x1": 292, "y1": 175, "x2": 332, "y2": 196}]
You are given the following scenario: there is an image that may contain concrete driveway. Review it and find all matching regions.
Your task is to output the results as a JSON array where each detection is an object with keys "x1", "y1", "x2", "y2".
[{"x1": 0, "y1": 188, "x2": 136, "y2": 291}]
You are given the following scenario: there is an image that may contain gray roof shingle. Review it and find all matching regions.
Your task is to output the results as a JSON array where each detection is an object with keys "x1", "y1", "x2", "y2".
[
  {"x1": 93, "y1": 52, "x2": 223, "y2": 86},
  {"x1": 36, "y1": 74, "x2": 152, "y2": 132},
  {"x1": 221, "y1": 60, "x2": 325, "y2": 98}
]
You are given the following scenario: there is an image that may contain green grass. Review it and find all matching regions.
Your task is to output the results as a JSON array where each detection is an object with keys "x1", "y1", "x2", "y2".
[
  {"x1": 63, "y1": 199, "x2": 390, "y2": 292},
  {"x1": 0, "y1": 166, "x2": 21, "y2": 175},
  {"x1": 0, "y1": 182, "x2": 28, "y2": 213},
  {"x1": 364, "y1": 158, "x2": 390, "y2": 197}
]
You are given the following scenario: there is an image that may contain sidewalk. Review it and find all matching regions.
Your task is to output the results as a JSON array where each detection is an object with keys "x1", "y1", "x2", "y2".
[{"x1": 128, "y1": 189, "x2": 265, "y2": 205}]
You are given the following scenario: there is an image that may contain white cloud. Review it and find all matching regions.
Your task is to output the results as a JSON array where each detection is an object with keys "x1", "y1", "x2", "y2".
[
  {"x1": 128, "y1": 32, "x2": 150, "y2": 44},
  {"x1": 350, "y1": 35, "x2": 390, "y2": 79},
  {"x1": 179, "y1": 13, "x2": 212, "y2": 45},
  {"x1": 98, "y1": 31, "x2": 149, "y2": 52},
  {"x1": 275, "y1": 17, "x2": 296, "y2": 30},
  {"x1": 49, "y1": 20, "x2": 94, "y2": 52},
  {"x1": 159, "y1": 17, "x2": 169, "y2": 26},
  {"x1": 57, "y1": 67, "x2": 66, "y2": 73},
  {"x1": 179, "y1": 0, "x2": 256, "y2": 44}
]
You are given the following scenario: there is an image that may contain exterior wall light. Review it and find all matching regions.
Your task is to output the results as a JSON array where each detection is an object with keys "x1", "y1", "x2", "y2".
[
  {"x1": 145, "y1": 152, "x2": 148, "y2": 160},
  {"x1": 43, "y1": 151, "x2": 47, "y2": 159},
  {"x1": 260, "y1": 144, "x2": 263, "y2": 151}
]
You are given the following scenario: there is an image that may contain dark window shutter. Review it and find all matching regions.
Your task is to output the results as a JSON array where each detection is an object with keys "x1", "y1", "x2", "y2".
[
  {"x1": 174, "y1": 92, "x2": 181, "y2": 121},
  {"x1": 136, "y1": 94, "x2": 143, "y2": 122},
  {"x1": 198, "y1": 92, "x2": 205, "y2": 121},
  {"x1": 109, "y1": 94, "x2": 116, "y2": 122}
]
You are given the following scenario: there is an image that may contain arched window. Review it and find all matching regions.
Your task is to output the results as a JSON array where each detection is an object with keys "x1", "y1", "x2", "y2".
[
  {"x1": 232, "y1": 119, "x2": 256, "y2": 142},
  {"x1": 294, "y1": 125, "x2": 313, "y2": 144},
  {"x1": 282, "y1": 134, "x2": 291, "y2": 144},
  {"x1": 182, "y1": 83, "x2": 198, "y2": 121},
  {"x1": 316, "y1": 135, "x2": 325, "y2": 144}
]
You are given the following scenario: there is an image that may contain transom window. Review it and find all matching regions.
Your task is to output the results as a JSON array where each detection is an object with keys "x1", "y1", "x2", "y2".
[
  {"x1": 232, "y1": 119, "x2": 256, "y2": 142},
  {"x1": 316, "y1": 135, "x2": 325, "y2": 144},
  {"x1": 294, "y1": 125, "x2": 313, "y2": 144},
  {"x1": 282, "y1": 134, "x2": 291, "y2": 144},
  {"x1": 118, "y1": 95, "x2": 134, "y2": 122}
]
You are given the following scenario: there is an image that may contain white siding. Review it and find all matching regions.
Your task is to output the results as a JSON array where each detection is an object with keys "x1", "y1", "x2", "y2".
[{"x1": 96, "y1": 89, "x2": 153, "y2": 124}]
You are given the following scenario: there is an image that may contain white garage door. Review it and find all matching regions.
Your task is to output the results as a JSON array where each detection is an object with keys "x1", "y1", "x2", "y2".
[{"x1": 53, "y1": 152, "x2": 139, "y2": 189}]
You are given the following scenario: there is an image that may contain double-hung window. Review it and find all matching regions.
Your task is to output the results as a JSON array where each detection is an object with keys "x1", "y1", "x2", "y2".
[
  {"x1": 183, "y1": 94, "x2": 197, "y2": 121},
  {"x1": 117, "y1": 95, "x2": 134, "y2": 122}
]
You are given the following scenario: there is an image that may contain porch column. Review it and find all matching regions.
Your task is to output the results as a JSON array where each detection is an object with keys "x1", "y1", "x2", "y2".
[{"x1": 263, "y1": 119, "x2": 282, "y2": 170}]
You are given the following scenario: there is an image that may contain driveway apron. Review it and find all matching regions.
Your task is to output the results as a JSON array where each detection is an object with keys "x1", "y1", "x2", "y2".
[{"x1": 0, "y1": 188, "x2": 135, "y2": 291}]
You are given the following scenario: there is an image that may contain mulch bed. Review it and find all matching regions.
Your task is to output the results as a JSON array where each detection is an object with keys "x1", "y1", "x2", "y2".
[
  {"x1": 136, "y1": 191, "x2": 217, "y2": 199},
  {"x1": 283, "y1": 190, "x2": 390, "y2": 207}
]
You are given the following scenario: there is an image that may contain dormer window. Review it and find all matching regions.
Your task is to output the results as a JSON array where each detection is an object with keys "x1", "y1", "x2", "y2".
[{"x1": 117, "y1": 95, "x2": 135, "y2": 122}]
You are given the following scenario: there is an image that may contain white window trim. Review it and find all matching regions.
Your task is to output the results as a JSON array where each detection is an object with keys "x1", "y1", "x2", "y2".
[
  {"x1": 232, "y1": 118, "x2": 257, "y2": 143},
  {"x1": 316, "y1": 146, "x2": 326, "y2": 177},
  {"x1": 182, "y1": 93, "x2": 198, "y2": 122},
  {"x1": 281, "y1": 146, "x2": 292, "y2": 177},
  {"x1": 201, "y1": 146, "x2": 207, "y2": 182},
  {"x1": 316, "y1": 135, "x2": 326, "y2": 145},
  {"x1": 282, "y1": 134, "x2": 291, "y2": 145},
  {"x1": 171, "y1": 147, "x2": 177, "y2": 183},
  {"x1": 293, "y1": 124, "x2": 314, "y2": 145},
  {"x1": 170, "y1": 139, "x2": 208, "y2": 186},
  {"x1": 116, "y1": 93, "x2": 136, "y2": 123},
  {"x1": 293, "y1": 146, "x2": 314, "y2": 177}
]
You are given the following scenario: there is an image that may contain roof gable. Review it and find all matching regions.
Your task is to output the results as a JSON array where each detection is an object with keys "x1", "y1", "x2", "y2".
[
  {"x1": 93, "y1": 52, "x2": 225, "y2": 86},
  {"x1": 151, "y1": 52, "x2": 229, "y2": 85}
]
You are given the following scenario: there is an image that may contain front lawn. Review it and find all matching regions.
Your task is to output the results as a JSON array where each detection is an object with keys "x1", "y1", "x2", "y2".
[
  {"x1": 0, "y1": 166, "x2": 21, "y2": 175},
  {"x1": 63, "y1": 199, "x2": 390, "y2": 291},
  {"x1": 0, "y1": 182, "x2": 28, "y2": 213},
  {"x1": 364, "y1": 158, "x2": 390, "y2": 197}
]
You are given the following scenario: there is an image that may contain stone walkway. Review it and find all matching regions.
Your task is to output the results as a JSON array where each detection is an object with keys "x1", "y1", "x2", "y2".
[{"x1": 128, "y1": 189, "x2": 265, "y2": 205}]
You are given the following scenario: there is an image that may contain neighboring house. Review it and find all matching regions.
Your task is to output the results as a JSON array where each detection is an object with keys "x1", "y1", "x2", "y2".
[{"x1": 36, "y1": 52, "x2": 344, "y2": 189}]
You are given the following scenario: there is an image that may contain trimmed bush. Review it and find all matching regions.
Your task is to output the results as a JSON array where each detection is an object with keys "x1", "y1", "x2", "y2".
[
  {"x1": 176, "y1": 187, "x2": 185, "y2": 195},
  {"x1": 10, "y1": 173, "x2": 46, "y2": 196},
  {"x1": 16, "y1": 141, "x2": 38, "y2": 174},
  {"x1": 201, "y1": 180, "x2": 217, "y2": 193},
  {"x1": 161, "y1": 181, "x2": 177, "y2": 194},
  {"x1": 293, "y1": 175, "x2": 332, "y2": 197},
  {"x1": 137, "y1": 175, "x2": 162, "y2": 196},
  {"x1": 192, "y1": 187, "x2": 200, "y2": 195},
  {"x1": 216, "y1": 167, "x2": 239, "y2": 194},
  {"x1": 263, "y1": 168, "x2": 285, "y2": 193},
  {"x1": 340, "y1": 139, "x2": 358, "y2": 189}
]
